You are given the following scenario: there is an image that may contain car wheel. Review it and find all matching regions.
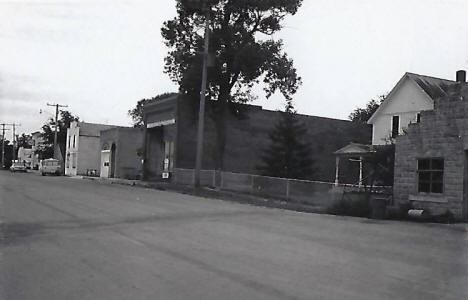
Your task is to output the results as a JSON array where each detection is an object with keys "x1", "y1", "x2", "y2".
[{"x1": 41, "y1": 172, "x2": 45, "y2": 176}]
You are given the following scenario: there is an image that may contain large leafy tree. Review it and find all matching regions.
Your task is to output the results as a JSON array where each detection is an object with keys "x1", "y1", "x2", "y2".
[
  {"x1": 128, "y1": 93, "x2": 178, "y2": 127},
  {"x1": 40, "y1": 110, "x2": 79, "y2": 159},
  {"x1": 16, "y1": 133, "x2": 32, "y2": 149},
  {"x1": 349, "y1": 94, "x2": 386, "y2": 123},
  {"x1": 162, "y1": 0, "x2": 303, "y2": 169},
  {"x1": 258, "y1": 102, "x2": 313, "y2": 180}
]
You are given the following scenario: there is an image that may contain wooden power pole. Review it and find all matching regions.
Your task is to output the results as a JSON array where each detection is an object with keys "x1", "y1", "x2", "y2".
[
  {"x1": 1, "y1": 123, "x2": 11, "y2": 168},
  {"x1": 47, "y1": 103, "x2": 68, "y2": 159}
]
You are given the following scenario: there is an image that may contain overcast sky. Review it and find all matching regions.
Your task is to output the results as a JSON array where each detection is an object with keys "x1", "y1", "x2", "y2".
[{"x1": 1, "y1": 0, "x2": 468, "y2": 137}]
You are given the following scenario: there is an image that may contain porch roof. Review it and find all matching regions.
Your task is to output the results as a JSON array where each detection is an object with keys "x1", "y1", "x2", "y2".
[{"x1": 334, "y1": 143, "x2": 375, "y2": 157}]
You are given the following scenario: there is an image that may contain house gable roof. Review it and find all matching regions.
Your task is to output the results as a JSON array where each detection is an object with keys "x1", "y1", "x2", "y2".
[{"x1": 367, "y1": 73, "x2": 456, "y2": 124}]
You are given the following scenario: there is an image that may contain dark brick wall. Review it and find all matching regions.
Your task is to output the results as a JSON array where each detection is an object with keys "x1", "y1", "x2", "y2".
[
  {"x1": 394, "y1": 84, "x2": 468, "y2": 220},
  {"x1": 173, "y1": 96, "x2": 371, "y2": 182}
]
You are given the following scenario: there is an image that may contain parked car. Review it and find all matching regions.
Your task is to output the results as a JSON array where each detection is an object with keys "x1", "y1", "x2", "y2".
[
  {"x1": 10, "y1": 161, "x2": 27, "y2": 173},
  {"x1": 40, "y1": 159, "x2": 61, "y2": 176}
]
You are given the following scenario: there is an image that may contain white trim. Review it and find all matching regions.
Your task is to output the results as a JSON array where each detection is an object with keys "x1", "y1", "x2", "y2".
[{"x1": 147, "y1": 119, "x2": 176, "y2": 128}]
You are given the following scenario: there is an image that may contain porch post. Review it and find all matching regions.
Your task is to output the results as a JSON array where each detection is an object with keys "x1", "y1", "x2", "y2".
[
  {"x1": 359, "y1": 156, "x2": 363, "y2": 187},
  {"x1": 334, "y1": 156, "x2": 340, "y2": 186}
]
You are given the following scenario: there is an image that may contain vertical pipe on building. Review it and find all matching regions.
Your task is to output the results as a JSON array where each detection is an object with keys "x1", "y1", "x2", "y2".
[
  {"x1": 359, "y1": 156, "x2": 363, "y2": 188},
  {"x1": 142, "y1": 113, "x2": 148, "y2": 180},
  {"x1": 334, "y1": 156, "x2": 340, "y2": 186}
]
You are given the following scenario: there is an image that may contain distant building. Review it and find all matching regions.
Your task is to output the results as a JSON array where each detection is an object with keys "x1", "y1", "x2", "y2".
[
  {"x1": 31, "y1": 131, "x2": 43, "y2": 169},
  {"x1": 100, "y1": 127, "x2": 144, "y2": 179},
  {"x1": 142, "y1": 94, "x2": 371, "y2": 183},
  {"x1": 65, "y1": 121, "x2": 117, "y2": 176},
  {"x1": 17, "y1": 147, "x2": 33, "y2": 168},
  {"x1": 368, "y1": 73, "x2": 455, "y2": 145},
  {"x1": 394, "y1": 70, "x2": 468, "y2": 221}
]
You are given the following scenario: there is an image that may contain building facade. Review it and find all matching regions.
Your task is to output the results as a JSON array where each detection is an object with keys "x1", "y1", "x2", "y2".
[
  {"x1": 100, "y1": 127, "x2": 144, "y2": 179},
  {"x1": 65, "y1": 121, "x2": 117, "y2": 176},
  {"x1": 142, "y1": 95, "x2": 371, "y2": 183},
  {"x1": 393, "y1": 72, "x2": 468, "y2": 221},
  {"x1": 30, "y1": 131, "x2": 43, "y2": 169},
  {"x1": 17, "y1": 147, "x2": 33, "y2": 168},
  {"x1": 368, "y1": 73, "x2": 455, "y2": 145}
]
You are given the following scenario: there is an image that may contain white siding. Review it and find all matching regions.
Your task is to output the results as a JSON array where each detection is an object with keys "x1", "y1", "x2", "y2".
[{"x1": 371, "y1": 78, "x2": 434, "y2": 145}]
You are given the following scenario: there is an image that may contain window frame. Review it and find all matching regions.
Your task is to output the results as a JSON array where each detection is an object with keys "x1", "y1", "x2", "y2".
[
  {"x1": 391, "y1": 115, "x2": 400, "y2": 138},
  {"x1": 417, "y1": 158, "x2": 444, "y2": 194}
]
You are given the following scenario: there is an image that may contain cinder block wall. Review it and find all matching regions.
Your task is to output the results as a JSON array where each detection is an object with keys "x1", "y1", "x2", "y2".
[{"x1": 394, "y1": 84, "x2": 468, "y2": 220}]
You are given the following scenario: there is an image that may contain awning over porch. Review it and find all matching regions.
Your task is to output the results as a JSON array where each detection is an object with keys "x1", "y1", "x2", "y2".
[{"x1": 333, "y1": 143, "x2": 376, "y2": 186}]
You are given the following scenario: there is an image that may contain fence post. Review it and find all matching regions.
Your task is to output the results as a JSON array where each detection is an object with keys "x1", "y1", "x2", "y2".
[
  {"x1": 192, "y1": 169, "x2": 195, "y2": 186},
  {"x1": 286, "y1": 179, "x2": 290, "y2": 200},
  {"x1": 212, "y1": 170, "x2": 216, "y2": 187}
]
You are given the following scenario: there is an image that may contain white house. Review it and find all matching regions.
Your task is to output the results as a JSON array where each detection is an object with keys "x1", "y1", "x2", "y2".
[
  {"x1": 65, "y1": 121, "x2": 117, "y2": 176},
  {"x1": 367, "y1": 72, "x2": 456, "y2": 145}
]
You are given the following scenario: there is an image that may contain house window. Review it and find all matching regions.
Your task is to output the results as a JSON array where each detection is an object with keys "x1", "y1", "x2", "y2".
[
  {"x1": 416, "y1": 113, "x2": 421, "y2": 123},
  {"x1": 68, "y1": 136, "x2": 71, "y2": 149},
  {"x1": 73, "y1": 135, "x2": 76, "y2": 148},
  {"x1": 392, "y1": 116, "x2": 400, "y2": 138},
  {"x1": 418, "y1": 159, "x2": 444, "y2": 193}
]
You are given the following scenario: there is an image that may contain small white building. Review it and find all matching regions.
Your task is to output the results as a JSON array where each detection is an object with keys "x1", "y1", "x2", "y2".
[
  {"x1": 368, "y1": 72, "x2": 455, "y2": 145},
  {"x1": 65, "y1": 121, "x2": 117, "y2": 176},
  {"x1": 17, "y1": 147, "x2": 33, "y2": 168}
]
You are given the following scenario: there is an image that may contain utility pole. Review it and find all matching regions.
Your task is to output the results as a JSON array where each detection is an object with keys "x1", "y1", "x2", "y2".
[
  {"x1": 47, "y1": 103, "x2": 68, "y2": 159},
  {"x1": 1, "y1": 123, "x2": 11, "y2": 168},
  {"x1": 11, "y1": 123, "x2": 21, "y2": 161},
  {"x1": 194, "y1": 5, "x2": 210, "y2": 188}
]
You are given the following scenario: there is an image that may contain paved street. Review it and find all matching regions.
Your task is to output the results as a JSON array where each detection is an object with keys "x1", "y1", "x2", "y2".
[{"x1": 0, "y1": 171, "x2": 467, "y2": 300}]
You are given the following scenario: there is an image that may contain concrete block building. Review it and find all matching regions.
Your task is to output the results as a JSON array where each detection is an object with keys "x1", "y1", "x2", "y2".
[
  {"x1": 99, "y1": 127, "x2": 144, "y2": 179},
  {"x1": 394, "y1": 71, "x2": 468, "y2": 221},
  {"x1": 65, "y1": 121, "x2": 117, "y2": 176},
  {"x1": 142, "y1": 94, "x2": 371, "y2": 183}
]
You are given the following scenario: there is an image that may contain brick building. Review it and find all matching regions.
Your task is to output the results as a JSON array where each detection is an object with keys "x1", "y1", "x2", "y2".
[
  {"x1": 142, "y1": 94, "x2": 371, "y2": 183},
  {"x1": 99, "y1": 127, "x2": 144, "y2": 179},
  {"x1": 394, "y1": 71, "x2": 468, "y2": 221}
]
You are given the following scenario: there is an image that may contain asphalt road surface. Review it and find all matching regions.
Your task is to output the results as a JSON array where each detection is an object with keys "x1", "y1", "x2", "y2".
[{"x1": 1, "y1": 171, "x2": 467, "y2": 300}]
